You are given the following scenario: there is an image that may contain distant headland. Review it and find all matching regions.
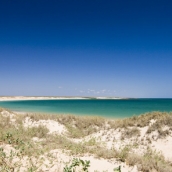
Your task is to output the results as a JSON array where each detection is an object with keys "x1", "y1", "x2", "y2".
[{"x1": 0, "y1": 96, "x2": 128, "y2": 101}]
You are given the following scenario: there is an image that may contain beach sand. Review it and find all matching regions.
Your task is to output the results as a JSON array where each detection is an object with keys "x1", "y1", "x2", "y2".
[
  {"x1": 0, "y1": 96, "x2": 89, "y2": 101},
  {"x1": 0, "y1": 109, "x2": 172, "y2": 171},
  {"x1": 0, "y1": 96, "x2": 123, "y2": 101}
]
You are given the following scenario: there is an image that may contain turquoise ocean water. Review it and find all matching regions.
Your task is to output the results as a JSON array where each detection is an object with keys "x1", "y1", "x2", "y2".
[{"x1": 0, "y1": 99, "x2": 172, "y2": 118}]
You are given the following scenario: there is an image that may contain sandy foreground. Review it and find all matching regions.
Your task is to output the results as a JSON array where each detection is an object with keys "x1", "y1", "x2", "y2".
[{"x1": 0, "y1": 109, "x2": 172, "y2": 172}]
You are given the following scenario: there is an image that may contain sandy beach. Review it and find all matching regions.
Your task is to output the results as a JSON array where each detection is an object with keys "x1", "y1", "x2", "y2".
[
  {"x1": 0, "y1": 96, "x2": 123, "y2": 101},
  {"x1": 0, "y1": 108, "x2": 172, "y2": 171},
  {"x1": 0, "y1": 96, "x2": 89, "y2": 101}
]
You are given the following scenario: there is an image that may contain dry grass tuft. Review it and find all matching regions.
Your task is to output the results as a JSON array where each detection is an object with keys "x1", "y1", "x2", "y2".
[
  {"x1": 109, "y1": 111, "x2": 172, "y2": 130},
  {"x1": 121, "y1": 127, "x2": 140, "y2": 139},
  {"x1": 57, "y1": 115, "x2": 105, "y2": 138},
  {"x1": 127, "y1": 149, "x2": 172, "y2": 172}
]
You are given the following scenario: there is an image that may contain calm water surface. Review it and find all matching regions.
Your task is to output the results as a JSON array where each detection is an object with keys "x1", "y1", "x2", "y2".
[{"x1": 0, "y1": 99, "x2": 172, "y2": 118}]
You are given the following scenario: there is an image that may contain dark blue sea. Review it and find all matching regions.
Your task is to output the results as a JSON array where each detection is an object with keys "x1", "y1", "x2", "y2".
[{"x1": 0, "y1": 99, "x2": 172, "y2": 118}]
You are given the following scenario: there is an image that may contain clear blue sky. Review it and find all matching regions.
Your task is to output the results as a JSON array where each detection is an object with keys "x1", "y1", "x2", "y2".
[{"x1": 0, "y1": 0, "x2": 172, "y2": 98}]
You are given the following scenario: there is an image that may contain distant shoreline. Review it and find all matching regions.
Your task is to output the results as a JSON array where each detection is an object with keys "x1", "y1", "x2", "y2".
[{"x1": 0, "y1": 96, "x2": 125, "y2": 101}]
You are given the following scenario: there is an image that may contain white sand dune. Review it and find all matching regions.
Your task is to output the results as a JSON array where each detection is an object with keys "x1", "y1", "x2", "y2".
[{"x1": 0, "y1": 109, "x2": 172, "y2": 172}]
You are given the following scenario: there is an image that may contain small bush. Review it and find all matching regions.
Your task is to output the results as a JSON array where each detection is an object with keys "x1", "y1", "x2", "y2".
[
  {"x1": 26, "y1": 125, "x2": 49, "y2": 138},
  {"x1": 121, "y1": 127, "x2": 140, "y2": 139},
  {"x1": 64, "y1": 158, "x2": 90, "y2": 172}
]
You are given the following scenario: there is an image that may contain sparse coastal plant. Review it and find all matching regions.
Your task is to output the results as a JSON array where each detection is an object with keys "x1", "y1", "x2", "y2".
[
  {"x1": 0, "y1": 147, "x2": 15, "y2": 171},
  {"x1": 108, "y1": 111, "x2": 172, "y2": 129},
  {"x1": 64, "y1": 158, "x2": 90, "y2": 172},
  {"x1": 121, "y1": 127, "x2": 140, "y2": 139},
  {"x1": 113, "y1": 166, "x2": 121, "y2": 172}
]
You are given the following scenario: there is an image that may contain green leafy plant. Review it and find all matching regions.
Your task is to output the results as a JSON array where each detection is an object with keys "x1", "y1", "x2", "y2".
[
  {"x1": 64, "y1": 158, "x2": 90, "y2": 172},
  {"x1": 113, "y1": 165, "x2": 121, "y2": 172},
  {"x1": 0, "y1": 147, "x2": 15, "y2": 171}
]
